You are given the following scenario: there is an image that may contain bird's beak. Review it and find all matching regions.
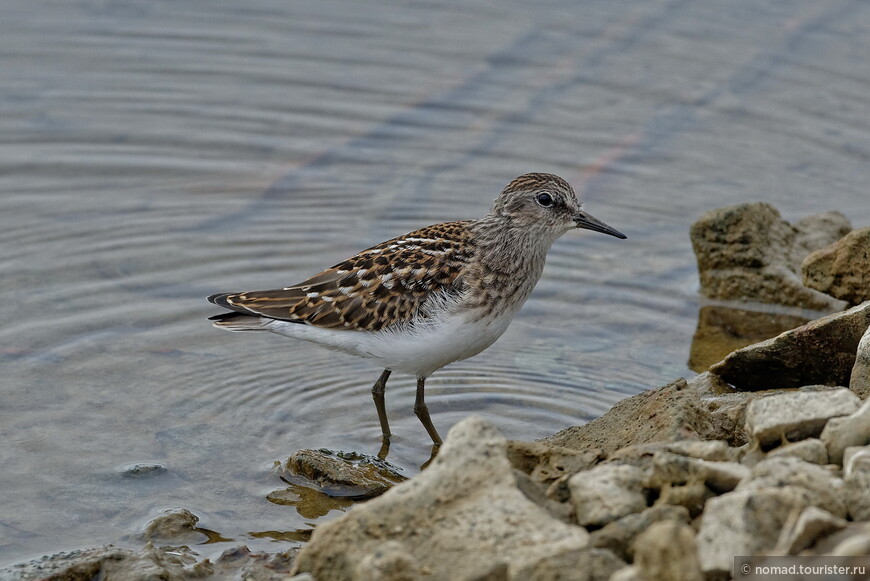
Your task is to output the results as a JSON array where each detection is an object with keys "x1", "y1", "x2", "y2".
[{"x1": 574, "y1": 210, "x2": 627, "y2": 239}]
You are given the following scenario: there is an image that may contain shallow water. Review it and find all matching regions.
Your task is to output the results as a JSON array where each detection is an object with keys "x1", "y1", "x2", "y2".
[{"x1": 2, "y1": 0, "x2": 870, "y2": 566}]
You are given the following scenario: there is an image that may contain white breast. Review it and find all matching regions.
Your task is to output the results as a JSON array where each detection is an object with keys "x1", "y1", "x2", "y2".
[
  {"x1": 366, "y1": 308, "x2": 515, "y2": 377},
  {"x1": 264, "y1": 297, "x2": 518, "y2": 378}
]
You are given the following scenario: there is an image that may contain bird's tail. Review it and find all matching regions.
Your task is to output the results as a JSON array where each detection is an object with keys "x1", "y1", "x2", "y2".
[{"x1": 208, "y1": 312, "x2": 269, "y2": 332}]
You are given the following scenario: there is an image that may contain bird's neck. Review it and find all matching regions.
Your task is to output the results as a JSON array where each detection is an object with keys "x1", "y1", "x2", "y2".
[
  {"x1": 472, "y1": 214, "x2": 554, "y2": 273},
  {"x1": 460, "y1": 215, "x2": 556, "y2": 319}
]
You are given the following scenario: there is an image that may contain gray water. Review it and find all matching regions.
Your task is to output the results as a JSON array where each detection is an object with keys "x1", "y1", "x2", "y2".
[{"x1": 2, "y1": 0, "x2": 870, "y2": 566}]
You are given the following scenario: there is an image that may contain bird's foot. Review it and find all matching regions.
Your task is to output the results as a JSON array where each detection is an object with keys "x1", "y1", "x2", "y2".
[{"x1": 377, "y1": 434, "x2": 391, "y2": 461}]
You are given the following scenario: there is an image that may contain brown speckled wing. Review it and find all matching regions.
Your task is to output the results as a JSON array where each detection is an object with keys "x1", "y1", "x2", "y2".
[{"x1": 210, "y1": 221, "x2": 476, "y2": 331}]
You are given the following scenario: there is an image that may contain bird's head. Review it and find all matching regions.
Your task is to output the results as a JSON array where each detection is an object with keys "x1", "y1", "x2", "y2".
[{"x1": 491, "y1": 173, "x2": 626, "y2": 240}]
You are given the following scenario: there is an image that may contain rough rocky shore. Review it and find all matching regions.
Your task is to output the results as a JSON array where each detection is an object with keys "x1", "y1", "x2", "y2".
[
  {"x1": 290, "y1": 306, "x2": 870, "y2": 581},
  {"x1": 5, "y1": 203, "x2": 869, "y2": 581}
]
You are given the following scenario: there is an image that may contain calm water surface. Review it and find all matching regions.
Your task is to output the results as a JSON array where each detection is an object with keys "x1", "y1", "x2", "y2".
[{"x1": 2, "y1": 0, "x2": 870, "y2": 565}]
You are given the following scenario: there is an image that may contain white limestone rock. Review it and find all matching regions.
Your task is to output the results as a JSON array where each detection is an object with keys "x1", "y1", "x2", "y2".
[
  {"x1": 696, "y1": 487, "x2": 813, "y2": 576},
  {"x1": 745, "y1": 389, "x2": 859, "y2": 448},
  {"x1": 738, "y1": 456, "x2": 847, "y2": 518},
  {"x1": 767, "y1": 438, "x2": 829, "y2": 465},
  {"x1": 633, "y1": 521, "x2": 703, "y2": 581},
  {"x1": 850, "y1": 324, "x2": 870, "y2": 399},
  {"x1": 821, "y1": 396, "x2": 870, "y2": 465},
  {"x1": 291, "y1": 416, "x2": 590, "y2": 581},
  {"x1": 774, "y1": 506, "x2": 847, "y2": 555},
  {"x1": 568, "y1": 464, "x2": 649, "y2": 527}
]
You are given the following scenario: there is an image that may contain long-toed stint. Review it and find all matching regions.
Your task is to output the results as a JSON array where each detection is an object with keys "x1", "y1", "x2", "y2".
[{"x1": 208, "y1": 173, "x2": 626, "y2": 449}]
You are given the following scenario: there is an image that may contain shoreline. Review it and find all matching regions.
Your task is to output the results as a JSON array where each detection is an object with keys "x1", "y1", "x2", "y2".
[{"x1": 6, "y1": 206, "x2": 869, "y2": 581}]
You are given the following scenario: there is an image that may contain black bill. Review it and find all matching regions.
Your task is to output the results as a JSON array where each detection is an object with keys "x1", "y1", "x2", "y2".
[{"x1": 574, "y1": 210, "x2": 627, "y2": 239}]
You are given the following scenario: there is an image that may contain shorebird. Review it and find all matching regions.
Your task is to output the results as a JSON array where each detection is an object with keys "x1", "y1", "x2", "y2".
[{"x1": 208, "y1": 173, "x2": 626, "y2": 448}]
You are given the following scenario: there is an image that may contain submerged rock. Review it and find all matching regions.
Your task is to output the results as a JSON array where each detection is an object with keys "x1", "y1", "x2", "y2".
[
  {"x1": 710, "y1": 301, "x2": 870, "y2": 391},
  {"x1": 116, "y1": 462, "x2": 168, "y2": 478},
  {"x1": 291, "y1": 416, "x2": 590, "y2": 581},
  {"x1": 1, "y1": 544, "x2": 296, "y2": 581},
  {"x1": 212, "y1": 546, "x2": 300, "y2": 581},
  {"x1": 280, "y1": 448, "x2": 406, "y2": 499},
  {"x1": 689, "y1": 202, "x2": 849, "y2": 309},
  {"x1": 2, "y1": 545, "x2": 205, "y2": 581},
  {"x1": 141, "y1": 507, "x2": 209, "y2": 545},
  {"x1": 802, "y1": 226, "x2": 870, "y2": 306}
]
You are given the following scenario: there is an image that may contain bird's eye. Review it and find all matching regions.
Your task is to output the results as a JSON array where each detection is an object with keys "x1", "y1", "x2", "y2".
[{"x1": 536, "y1": 192, "x2": 554, "y2": 207}]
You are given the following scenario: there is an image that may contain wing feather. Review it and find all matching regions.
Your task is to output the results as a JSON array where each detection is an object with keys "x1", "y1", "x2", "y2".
[{"x1": 208, "y1": 221, "x2": 475, "y2": 331}]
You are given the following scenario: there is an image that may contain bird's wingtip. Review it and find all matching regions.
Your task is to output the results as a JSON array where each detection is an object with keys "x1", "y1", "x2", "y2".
[
  {"x1": 207, "y1": 311, "x2": 269, "y2": 331},
  {"x1": 207, "y1": 311, "x2": 235, "y2": 322},
  {"x1": 208, "y1": 292, "x2": 236, "y2": 309}
]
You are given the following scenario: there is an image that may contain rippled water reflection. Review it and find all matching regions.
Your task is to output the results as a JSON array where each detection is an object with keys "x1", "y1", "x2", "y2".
[{"x1": 2, "y1": 0, "x2": 870, "y2": 565}]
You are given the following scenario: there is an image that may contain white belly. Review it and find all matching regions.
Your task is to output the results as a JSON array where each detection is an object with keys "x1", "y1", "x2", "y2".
[{"x1": 264, "y1": 308, "x2": 515, "y2": 378}]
